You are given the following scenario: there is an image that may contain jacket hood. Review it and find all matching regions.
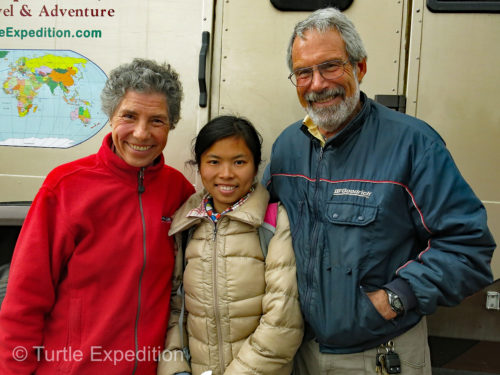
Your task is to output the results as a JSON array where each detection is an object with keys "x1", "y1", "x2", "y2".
[{"x1": 169, "y1": 182, "x2": 270, "y2": 236}]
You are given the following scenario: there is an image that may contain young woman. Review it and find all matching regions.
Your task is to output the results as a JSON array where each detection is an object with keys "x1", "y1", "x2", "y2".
[{"x1": 158, "y1": 116, "x2": 303, "y2": 375}]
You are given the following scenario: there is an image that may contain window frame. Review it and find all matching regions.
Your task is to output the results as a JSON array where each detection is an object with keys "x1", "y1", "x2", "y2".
[
  {"x1": 270, "y1": 0, "x2": 354, "y2": 12},
  {"x1": 427, "y1": 0, "x2": 500, "y2": 13}
]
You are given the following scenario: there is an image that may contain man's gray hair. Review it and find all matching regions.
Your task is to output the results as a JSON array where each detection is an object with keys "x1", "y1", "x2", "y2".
[
  {"x1": 101, "y1": 58, "x2": 183, "y2": 129},
  {"x1": 286, "y1": 7, "x2": 367, "y2": 71}
]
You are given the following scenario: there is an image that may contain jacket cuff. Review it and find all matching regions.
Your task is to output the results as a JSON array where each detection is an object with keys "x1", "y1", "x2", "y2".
[
  {"x1": 157, "y1": 349, "x2": 190, "y2": 375},
  {"x1": 383, "y1": 278, "x2": 417, "y2": 312}
]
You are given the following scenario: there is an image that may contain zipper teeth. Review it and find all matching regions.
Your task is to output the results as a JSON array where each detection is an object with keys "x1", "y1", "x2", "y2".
[
  {"x1": 133, "y1": 168, "x2": 147, "y2": 374},
  {"x1": 211, "y1": 223, "x2": 226, "y2": 372},
  {"x1": 305, "y1": 146, "x2": 324, "y2": 316}
]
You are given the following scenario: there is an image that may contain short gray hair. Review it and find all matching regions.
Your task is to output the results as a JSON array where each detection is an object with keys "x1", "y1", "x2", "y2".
[
  {"x1": 286, "y1": 7, "x2": 367, "y2": 71},
  {"x1": 101, "y1": 58, "x2": 183, "y2": 129}
]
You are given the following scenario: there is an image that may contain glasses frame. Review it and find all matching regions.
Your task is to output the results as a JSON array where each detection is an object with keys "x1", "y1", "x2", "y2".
[{"x1": 288, "y1": 59, "x2": 349, "y2": 87}]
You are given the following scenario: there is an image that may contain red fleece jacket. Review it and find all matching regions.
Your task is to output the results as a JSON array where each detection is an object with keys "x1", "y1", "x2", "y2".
[{"x1": 0, "y1": 133, "x2": 194, "y2": 374}]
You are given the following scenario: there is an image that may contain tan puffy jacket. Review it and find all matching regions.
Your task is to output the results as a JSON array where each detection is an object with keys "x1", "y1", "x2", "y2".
[{"x1": 158, "y1": 183, "x2": 303, "y2": 375}]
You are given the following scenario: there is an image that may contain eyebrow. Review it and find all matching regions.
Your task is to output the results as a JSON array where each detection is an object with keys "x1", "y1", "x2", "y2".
[
  {"x1": 119, "y1": 108, "x2": 168, "y2": 119},
  {"x1": 118, "y1": 108, "x2": 136, "y2": 114},
  {"x1": 294, "y1": 59, "x2": 346, "y2": 71},
  {"x1": 205, "y1": 153, "x2": 248, "y2": 159}
]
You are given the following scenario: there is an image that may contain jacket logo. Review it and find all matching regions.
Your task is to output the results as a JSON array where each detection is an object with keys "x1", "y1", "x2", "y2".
[
  {"x1": 333, "y1": 188, "x2": 372, "y2": 198},
  {"x1": 161, "y1": 216, "x2": 172, "y2": 223}
]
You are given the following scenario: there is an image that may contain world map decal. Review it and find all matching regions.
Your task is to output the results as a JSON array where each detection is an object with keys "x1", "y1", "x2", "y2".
[{"x1": 0, "y1": 49, "x2": 108, "y2": 148}]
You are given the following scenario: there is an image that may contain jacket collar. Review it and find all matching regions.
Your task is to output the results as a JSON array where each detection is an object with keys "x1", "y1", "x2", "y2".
[
  {"x1": 169, "y1": 182, "x2": 270, "y2": 236},
  {"x1": 97, "y1": 133, "x2": 165, "y2": 188},
  {"x1": 300, "y1": 91, "x2": 370, "y2": 147}
]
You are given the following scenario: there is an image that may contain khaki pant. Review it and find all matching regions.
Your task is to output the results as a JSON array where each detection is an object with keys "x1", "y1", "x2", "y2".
[{"x1": 294, "y1": 317, "x2": 431, "y2": 375}]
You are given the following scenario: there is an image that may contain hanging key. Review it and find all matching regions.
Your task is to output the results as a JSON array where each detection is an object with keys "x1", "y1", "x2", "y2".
[
  {"x1": 375, "y1": 352, "x2": 385, "y2": 374},
  {"x1": 379, "y1": 354, "x2": 390, "y2": 375}
]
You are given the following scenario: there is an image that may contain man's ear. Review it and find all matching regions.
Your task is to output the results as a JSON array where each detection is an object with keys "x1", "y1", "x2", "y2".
[{"x1": 356, "y1": 58, "x2": 367, "y2": 83}]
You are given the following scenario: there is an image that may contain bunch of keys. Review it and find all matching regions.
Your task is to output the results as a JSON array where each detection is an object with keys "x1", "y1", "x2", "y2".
[{"x1": 375, "y1": 341, "x2": 401, "y2": 374}]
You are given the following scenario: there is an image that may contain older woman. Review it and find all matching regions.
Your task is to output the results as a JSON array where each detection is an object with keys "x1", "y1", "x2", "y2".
[{"x1": 0, "y1": 59, "x2": 194, "y2": 375}]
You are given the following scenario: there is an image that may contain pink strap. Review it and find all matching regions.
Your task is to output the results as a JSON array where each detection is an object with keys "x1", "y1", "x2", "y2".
[{"x1": 263, "y1": 202, "x2": 278, "y2": 228}]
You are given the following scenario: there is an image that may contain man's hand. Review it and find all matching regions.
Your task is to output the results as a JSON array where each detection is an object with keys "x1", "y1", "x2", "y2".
[{"x1": 366, "y1": 289, "x2": 397, "y2": 320}]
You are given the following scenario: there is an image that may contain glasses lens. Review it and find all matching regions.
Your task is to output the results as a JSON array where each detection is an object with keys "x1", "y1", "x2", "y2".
[
  {"x1": 289, "y1": 61, "x2": 346, "y2": 86},
  {"x1": 291, "y1": 70, "x2": 312, "y2": 87},
  {"x1": 319, "y1": 61, "x2": 345, "y2": 80}
]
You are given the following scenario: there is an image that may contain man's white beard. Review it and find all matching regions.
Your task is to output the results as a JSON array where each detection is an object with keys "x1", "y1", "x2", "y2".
[{"x1": 305, "y1": 81, "x2": 360, "y2": 134}]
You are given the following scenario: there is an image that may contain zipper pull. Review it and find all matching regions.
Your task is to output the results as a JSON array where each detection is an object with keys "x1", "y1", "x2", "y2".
[{"x1": 138, "y1": 168, "x2": 145, "y2": 193}]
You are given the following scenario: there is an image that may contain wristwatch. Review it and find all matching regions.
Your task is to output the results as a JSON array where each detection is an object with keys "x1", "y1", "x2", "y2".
[{"x1": 385, "y1": 289, "x2": 404, "y2": 316}]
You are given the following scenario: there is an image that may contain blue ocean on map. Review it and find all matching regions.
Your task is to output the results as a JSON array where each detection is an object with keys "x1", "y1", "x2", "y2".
[{"x1": 0, "y1": 49, "x2": 108, "y2": 148}]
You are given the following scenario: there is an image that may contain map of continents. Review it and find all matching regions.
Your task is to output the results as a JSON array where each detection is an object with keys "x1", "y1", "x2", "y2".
[{"x1": 0, "y1": 50, "x2": 107, "y2": 148}]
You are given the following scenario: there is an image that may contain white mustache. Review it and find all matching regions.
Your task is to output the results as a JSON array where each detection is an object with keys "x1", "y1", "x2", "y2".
[{"x1": 305, "y1": 87, "x2": 346, "y2": 102}]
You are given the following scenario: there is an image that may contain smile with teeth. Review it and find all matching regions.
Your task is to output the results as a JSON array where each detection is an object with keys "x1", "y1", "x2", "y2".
[
  {"x1": 306, "y1": 88, "x2": 345, "y2": 106},
  {"x1": 315, "y1": 96, "x2": 336, "y2": 103},
  {"x1": 128, "y1": 143, "x2": 153, "y2": 151},
  {"x1": 310, "y1": 94, "x2": 341, "y2": 106},
  {"x1": 217, "y1": 184, "x2": 237, "y2": 192}
]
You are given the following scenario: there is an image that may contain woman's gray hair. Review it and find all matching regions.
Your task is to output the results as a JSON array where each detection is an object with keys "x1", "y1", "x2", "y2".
[
  {"x1": 101, "y1": 58, "x2": 183, "y2": 129},
  {"x1": 286, "y1": 7, "x2": 367, "y2": 71}
]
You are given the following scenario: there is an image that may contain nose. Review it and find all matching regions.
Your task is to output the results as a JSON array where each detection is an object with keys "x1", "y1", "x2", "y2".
[
  {"x1": 219, "y1": 163, "x2": 234, "y2": 179},
  {"x1": 132, "y1": 119, "x2": 150, "y2": 140},
  {"x1": 309, "y1": 68, "x2": 329, "y2": 92}
]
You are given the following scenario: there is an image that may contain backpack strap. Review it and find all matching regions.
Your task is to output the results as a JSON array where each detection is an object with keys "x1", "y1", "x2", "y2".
[
  {"x1": 263, "y1": 202, "x2": 278, "y2": 228},
  {"x1": 258, "y1": 202, "x2": 279, "y2": 258}
]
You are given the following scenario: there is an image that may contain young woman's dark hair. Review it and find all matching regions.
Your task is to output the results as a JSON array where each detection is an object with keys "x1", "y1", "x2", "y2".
[{"x1": 192, "y1": 115, "x2": 263, "y2": 172}]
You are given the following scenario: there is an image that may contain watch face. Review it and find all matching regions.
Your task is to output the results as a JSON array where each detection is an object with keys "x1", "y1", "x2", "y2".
[
  {"x1": 392, "y1": 298, "x2": 403, "y2": 312},
  {"x1": 387, "y1": 290, "x2": 404, "y2": 314}
]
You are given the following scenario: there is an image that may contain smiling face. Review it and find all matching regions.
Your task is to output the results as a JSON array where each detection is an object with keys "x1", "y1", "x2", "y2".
[
  {"x1": 292, "y1": 28, "x2": 366, "y2": 136},
  {"x1": 110, "y1": 90, "x2": 170, "y2": 168},
  {"x1": 200, "y1": 136, "x2": 257, "y2": 213}
]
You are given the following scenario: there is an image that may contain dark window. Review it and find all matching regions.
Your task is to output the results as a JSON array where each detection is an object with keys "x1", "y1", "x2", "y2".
[
  {"x1": 270, "y1": 0, "x2": 354, "y2": 12},
  {"x1": 427, "y1": 0, "x2": 500, "y2": 13}
]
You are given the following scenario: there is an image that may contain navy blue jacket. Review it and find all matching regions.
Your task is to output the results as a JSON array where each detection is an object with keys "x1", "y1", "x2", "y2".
[{"x1": 263, "y1": 92, "x2": 495, "y2": 353}]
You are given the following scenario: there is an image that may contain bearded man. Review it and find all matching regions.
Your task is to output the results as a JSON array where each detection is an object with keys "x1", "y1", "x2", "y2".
[{"x1": 263, "y1": 7, "x2": 495, "y2": 375}]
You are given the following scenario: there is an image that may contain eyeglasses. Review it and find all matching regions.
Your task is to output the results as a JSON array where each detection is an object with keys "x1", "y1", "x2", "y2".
[{"x1": 288, "y1": 60, "x2": 349, "y2": 87}]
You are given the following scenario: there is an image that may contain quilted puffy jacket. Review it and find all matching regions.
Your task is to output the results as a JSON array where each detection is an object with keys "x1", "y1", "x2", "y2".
[{"x1": 157, "y1": 183, "x2": 303, "y2": 375}]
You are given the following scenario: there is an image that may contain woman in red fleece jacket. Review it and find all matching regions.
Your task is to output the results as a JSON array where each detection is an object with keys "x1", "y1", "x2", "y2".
[{"x1": 0, "y1": 58, "x2": 194, "y2": 375}]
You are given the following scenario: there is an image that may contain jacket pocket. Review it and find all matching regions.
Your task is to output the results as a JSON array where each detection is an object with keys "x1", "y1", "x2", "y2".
[
  {"x1": 324, "y1": 201, "x2": 378, "y2": 270},
  {"x1": 326, "y1": 202, "x2": 377, "y2": 226},
  {"x1": 59, "y1": 297, "x2": 82, "y2": 373},
  {"x1": 291, "y1": 200, "x2": 305, "y2": 239}
]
